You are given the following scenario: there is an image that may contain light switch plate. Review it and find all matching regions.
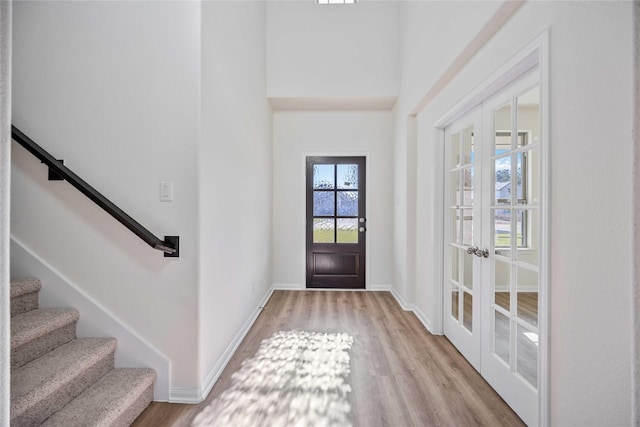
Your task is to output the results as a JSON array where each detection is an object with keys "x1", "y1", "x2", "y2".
[{"x1": 160, "y1": 181, "x2": 173, "y2": 202}]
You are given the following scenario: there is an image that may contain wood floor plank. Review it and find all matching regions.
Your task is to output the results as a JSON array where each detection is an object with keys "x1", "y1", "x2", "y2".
[{"x1": 133, "y1": 291, "x2": 525, "y2": 427}]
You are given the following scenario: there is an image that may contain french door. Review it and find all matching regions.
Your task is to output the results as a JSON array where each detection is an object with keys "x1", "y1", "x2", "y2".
[
  {"x1": 443, "y1": 70, "x2": 542, "y2": 426},
  {"x1": 306, "y1": 156, "x2": 366, "y2": 289}
]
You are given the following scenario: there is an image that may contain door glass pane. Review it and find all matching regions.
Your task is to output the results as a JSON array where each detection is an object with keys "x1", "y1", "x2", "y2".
[
  {"x1": 463, "y1": 292, "x2": 473, "y2": 332},
  {"x1": 462, "y1": 167, "x2": 473, "y2": 206},
  {"x1": 495, "y1": 103, "x2": 512, "y2": 148},
  {"x1": 515, "y1": 209, "x2": 525, "y2": 247},
  {"x1": 494, "y1": 310, "x2": 510, "y2": 365},
  {"x1": 494, "y1": 259, "x2": 510, "y2": 311},
  {"x1": 494, "y1": 208, "x2": 511, "y2": 248},
  {"x1": 313, "y1": 164, "x2": 334, "y2": 189},
  {"x1": 336, "y1": 218, "x2": 358, "y2": 243},
  {"x1": 517, "y1": 324, "x2": 538, "y2": 388},
  {"x1": 516, "y1": 152, "x2": 524, "y2": 201},
  {"x1": 462, "y1": 208, "x2": 473, "y2": 246},
  {"x1": 451, "y1": 285, "x2": 460, "y2": 320},
  {"x1": 520, "y1": 148, "x2": 540, "y2": 206},
  {"x1": 451, "y1": 246, "x2": 459, "y2": 283},
  {"x1": 516, "y1": 209, "x2": 539, "y2": 265},
  {"x1": 463, "y1": 251, "x2": 474, "y2": 290},
  {"x1": 451, "y1": 133, "x2": 461, "y2": 167},
  {"x1": 450, "y1": 171, "x2": 460, "y2": 206},
  {"x1": 313, "y1": 218, "x2": 334, "y2": 243},
  {"x1": 313, "y1": 191, "x2": 335, "y2": 216},
  {"x1": 337, "y1": 191, "x2": 358, "y2": 216},
  {"x1": 337, "y1": 164, "x2": 358, "y2": 189},
  {"x1": 517, "y1": 86, "x2": 539, "y2": 149},
  {"x1": 462, "y1": 125, "x2": 474, "y2": 165},
  {"x1": 452, "y1": 209, "x2": 461, "y2": 244},
  {"x1": 494, "y1": 155, "x2": 511, "y2": 205},
  {"x1": 517, "y1": 266, "x2": 538, "y2": 327}
]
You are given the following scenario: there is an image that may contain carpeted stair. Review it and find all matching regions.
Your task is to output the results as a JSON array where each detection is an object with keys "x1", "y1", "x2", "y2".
[{"x1": 10, "y1": 277, "x2": 156, "y2": 427}]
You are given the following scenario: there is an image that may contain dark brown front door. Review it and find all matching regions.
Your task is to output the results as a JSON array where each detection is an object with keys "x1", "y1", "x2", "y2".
[{"x1": 306, "y1": 156, "x2": 366, "y2": 289}]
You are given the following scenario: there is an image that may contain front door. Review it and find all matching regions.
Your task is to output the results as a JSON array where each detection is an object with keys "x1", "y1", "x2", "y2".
[{"x1": 306, "y1": 156, "x2": 366, "y2": 289}]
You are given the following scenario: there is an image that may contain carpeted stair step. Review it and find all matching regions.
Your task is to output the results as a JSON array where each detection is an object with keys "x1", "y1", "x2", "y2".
[
  {"x1": 10, "y1": 337, "x2": 117, "y2": 427},
  {"x1": 11, "y1": 308, "x2": 80, "y2": 368},
  {"x1": 11, "y1": 277, "x2": 42, "y2": 317},
  {"x1": 41, "y1": 368, "x2": 156, "y2": 427}
]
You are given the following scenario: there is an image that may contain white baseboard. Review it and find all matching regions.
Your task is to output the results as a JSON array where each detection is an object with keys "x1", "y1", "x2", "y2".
[
  {"x1": 172, "y1": 286, "x2": 276, "y2": 403},
  {"x1": 10, "y1": 237, "x2": 172, "y2": 401},
  {"x1": 272, "y1": 283, "x2": 304, "y2": 290},
  {"x1": 387, "y1": 286, "x2": 437, "y2": 335}
]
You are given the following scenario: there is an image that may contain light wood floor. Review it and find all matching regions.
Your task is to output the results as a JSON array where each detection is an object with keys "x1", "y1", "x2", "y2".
[{"x1": 133, "y1": 291, "x2": 525, "y2": 426}]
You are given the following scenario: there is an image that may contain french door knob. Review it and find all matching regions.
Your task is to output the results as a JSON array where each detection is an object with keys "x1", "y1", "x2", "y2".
[{"x1": 466, "y1": 246, "x2": 489, "y2": 258}]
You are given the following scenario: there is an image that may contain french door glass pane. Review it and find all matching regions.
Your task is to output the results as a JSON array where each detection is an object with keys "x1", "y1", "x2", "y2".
[
  {"x1": 494, "y1": 259, "x2": 511, "y2": 311},
  {"x1": 494, "y1": 156, "x2": 511, "y2": 205},
  {"x1": 516, "y1": 209, "x2": 539, "y2": 266},
  {"x1": 495, "y1": 103, "x2": 512, "y2": 145},
  {"x1": 517, "y1": 266, "x2": 538, "y2": 327},
  {"x1": 517, "y1": 86, "x2": 539, "y2": 149},
  {"x1": 451, "y1": 246, "x2": 460, "y2": 283},
  {"x1": 463, "y1": 251, "x2": 474, "y2": 290},
  {"x1": 313, "y1": 191, "x2": 334, "y2": 216},
  {"x1": 519, "y1": 148, "x2": 540, "y2": 206},
  {"x1": 451, "y1": 285, "x2": 460, "y2": 320},
  {"x1": 462, "y1": 125, "x2": 475, "y2": 165},
  {"x1": 463, "y1": 292, "x2": 473, "y2": 332},
  {"x1": 494, "y1": 310, "x2": 511, "y2": 365},
  {"x1": 451, "y1": 171, "x2": 460, "y2": 206},
  {"x1": 462, "y1": 167, "x2": 474, "y2": 206},
  {"x1": 337, "y1": 164, "x2": 358, "y2": 189},
  {"x1": 313, "y1": 164, "x2": 334, "y2": 189},
  {"x1": 494, "y1": 208, "x2": 511, "y2": 248},
  {"x1": 517, "y1": 324, "x2": 538, "y2": 388},
  {"x1": 462, "y1": 209, "x2": 473, "y2": 246},
  {"x1": 451, "y1": 133, "x2": 461, "y2": 168},
  {"x1": 336, "y1": 218, "x2": 358, "y2": 243},
  {"x1": 452, "y1": 209, "x2": 461, "y2": 245},
  {"x1": 337, "y1": 191, "x2": 358, "y2": 216},
  {"x1": 313, "y1": 218, "x2": 334, "y2": 243}
]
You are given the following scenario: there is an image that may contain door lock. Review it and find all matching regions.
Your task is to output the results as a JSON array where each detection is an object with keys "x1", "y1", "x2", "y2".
[{"x1": 466, "y1": 246, "x2": 489, "y2": 258}]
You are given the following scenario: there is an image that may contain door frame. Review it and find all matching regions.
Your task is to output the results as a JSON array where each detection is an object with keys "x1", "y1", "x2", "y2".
[
  {"x1": 301, "y1": 151, "x2": 371, "y2": 289},
  {"x1": 433, "y1": 31, "x2": 550, "y2": 425}
]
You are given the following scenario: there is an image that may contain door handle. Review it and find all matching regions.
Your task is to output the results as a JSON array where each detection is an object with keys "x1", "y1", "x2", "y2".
[{"x1": 466, "y1": 246, "x2": 489, "y2": 258}]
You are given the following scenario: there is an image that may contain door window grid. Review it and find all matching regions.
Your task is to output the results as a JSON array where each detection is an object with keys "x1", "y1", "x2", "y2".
[
  {"x1": 490, "y1": 88, "x2": 540, "y2": 391},
  {"x1": 312, "y1": 163, "x2": 359, "y2": 244},
  {"x1": 448, "y1": 125, "x2": 475, "y2": 332}
]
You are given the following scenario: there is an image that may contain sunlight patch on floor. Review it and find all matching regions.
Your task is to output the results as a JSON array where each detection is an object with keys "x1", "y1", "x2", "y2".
[{"x1": 192, "y1": 330, "x2": 354, "y2": 427}]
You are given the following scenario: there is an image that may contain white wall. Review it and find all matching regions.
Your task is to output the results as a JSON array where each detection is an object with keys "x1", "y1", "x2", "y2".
[
  {"x1": 0, "y1": 1, "x2": 11, "y2": 423},
  {"x1": 272, "y1": 111, "x2": 393, "y2": 289},
  {"x1": 11, "y1": 0, "x2": 201, "y2": 393},
  {"x1": 198, "y1": 1, "x2": 273, "y2": 400},
  {"x1": 266, "y1": 1, "x2": 399, "y2": 101},
  {"x1": 399, "y1": 1, "x2": 634, "y2": 425}
]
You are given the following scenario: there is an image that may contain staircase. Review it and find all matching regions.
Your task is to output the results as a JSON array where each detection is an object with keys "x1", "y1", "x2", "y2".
[{"x1": 10, "y1": 277, "x2": 156, "y2": 427}]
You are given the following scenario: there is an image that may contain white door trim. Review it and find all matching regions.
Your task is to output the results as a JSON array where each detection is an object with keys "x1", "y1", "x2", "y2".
[{"x1": 433, "y1": 30, "x2": 550, "y2": 426}]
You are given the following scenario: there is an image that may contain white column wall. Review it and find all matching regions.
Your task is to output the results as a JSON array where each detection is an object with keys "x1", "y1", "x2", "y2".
[{"x1": 198, "y1": 0, "x2": 273, "y2": 399}]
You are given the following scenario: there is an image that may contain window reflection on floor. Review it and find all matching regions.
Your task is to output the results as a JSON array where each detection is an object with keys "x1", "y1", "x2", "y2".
[{"x1": 192, "y1": 330, "x2": 354, "y2": 427}]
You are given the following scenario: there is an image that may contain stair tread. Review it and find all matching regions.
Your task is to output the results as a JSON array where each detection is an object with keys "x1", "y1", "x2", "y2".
[
  {"x1": 41, "y1": 368, "x2": 156, "y2": 427},
  {"x1": 11, "y1": 338, "x2": 117, "y2": 418},
  {"x1": 10, "y1": 277, "x2": 42, "y2": 298},
  {"x1": 11, "y1": 308, "x2": 80, "y2": 349}
]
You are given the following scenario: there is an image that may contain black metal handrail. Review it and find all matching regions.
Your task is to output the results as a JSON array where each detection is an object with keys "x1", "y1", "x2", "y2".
[{"x1": 12, "y1": 126, "x2": 179, "y2": 257}]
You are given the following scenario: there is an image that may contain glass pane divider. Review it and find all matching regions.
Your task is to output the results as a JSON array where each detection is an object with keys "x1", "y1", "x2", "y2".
[
  {"x1": 490, "y1": 142, "x2": 540, "y2": 159},
  {"x1": 514, "y1": 316, "x2": 538, "y2": 332},
  {"x1": 492, "y1": 303, "x2": 511, "y2": 318}
]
